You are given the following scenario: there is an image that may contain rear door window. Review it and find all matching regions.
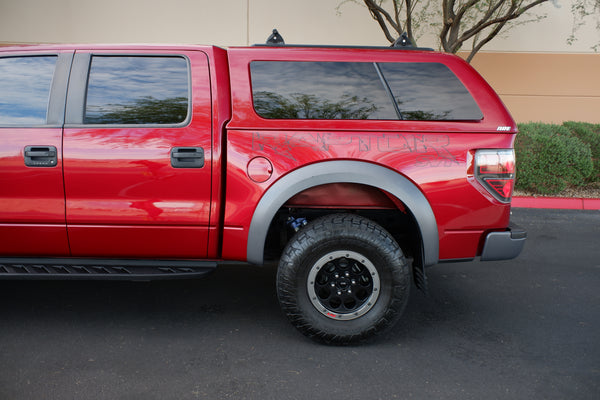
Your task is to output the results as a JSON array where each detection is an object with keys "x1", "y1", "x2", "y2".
[
  {"x1": 0, "y1": 56, "x2": 56, "y2": 125},
  {"x1": 84, "y1": 56, "x2": 189, "y2": 125}
]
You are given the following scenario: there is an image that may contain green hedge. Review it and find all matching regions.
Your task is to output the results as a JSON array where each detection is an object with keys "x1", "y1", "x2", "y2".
[
  {"x1": 562, "y1": 121, "x2": 600, "y2": 181},
  {"x1": 515, "y1": 122, "x2": 595, "y2": 195}
]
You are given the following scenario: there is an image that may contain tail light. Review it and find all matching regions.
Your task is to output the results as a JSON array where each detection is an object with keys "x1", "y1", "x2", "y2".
[{"x1": 474, "y1": 149, "x2": 515, "y2": 203}]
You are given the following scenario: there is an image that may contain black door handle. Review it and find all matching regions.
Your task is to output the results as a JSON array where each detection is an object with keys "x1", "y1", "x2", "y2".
[
  {"x1": 170, "y1": 147, "x2": 204, "y2": 168},
  {"x1": 24, "y1": 146, "x2": 58, "y2": 167}
]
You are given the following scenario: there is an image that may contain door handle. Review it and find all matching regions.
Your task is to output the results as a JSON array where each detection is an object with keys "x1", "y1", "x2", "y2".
[
  {"x1": 170, "y1": 147, "x2": 204, "y2": 168},
  {"x1": 24, "y1": 146, "x2": 58, "y2": 167}
]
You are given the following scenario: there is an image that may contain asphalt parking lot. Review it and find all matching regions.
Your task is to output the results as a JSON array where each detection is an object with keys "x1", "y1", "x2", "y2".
[{"x1": 1, "y1": 208, "x2": 599, "y2": 400}]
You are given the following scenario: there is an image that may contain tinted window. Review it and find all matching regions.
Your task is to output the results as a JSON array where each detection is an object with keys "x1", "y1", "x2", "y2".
[
  {"x1": 378, "y1": 62, "x2": 483, "y2": 120},
  {"x1": 85, "y1": 56, "x2": 189, "y2": 125},
  {"x1": 250, "y1": 61, "x2": 397, "y2": 120},
  {"x1": 0, "y1": 56, "x2": 56, "y2": 125}
]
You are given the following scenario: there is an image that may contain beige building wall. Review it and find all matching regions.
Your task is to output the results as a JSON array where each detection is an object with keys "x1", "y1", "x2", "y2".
[
  {"x1": 468, "y1": 52, "x2": 600, "y2": 124},
  {"x1": 1, "y1": 0, "x2": 599, "y2": 123},
  {"x1": 0, "y1": 0, "x2": 385, "y2": 47}
]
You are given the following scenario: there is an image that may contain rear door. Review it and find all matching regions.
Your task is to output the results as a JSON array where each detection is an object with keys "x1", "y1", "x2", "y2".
[
  {"x1": 0, "y1": 51, "x2": 72, "y2": 256},
  {"x1": 63, "y1": 49, "x2": 213, "y2": 258}
]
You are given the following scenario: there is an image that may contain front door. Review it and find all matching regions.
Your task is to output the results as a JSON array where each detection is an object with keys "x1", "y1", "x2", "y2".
[{"x1": 63, "y1": 50, "x2": 213, "y2": 258}]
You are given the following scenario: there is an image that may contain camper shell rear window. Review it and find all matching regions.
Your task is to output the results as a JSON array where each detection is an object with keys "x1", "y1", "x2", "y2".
[{"x1": 250, "y1": 61, "x2": 483, "y2": 121}]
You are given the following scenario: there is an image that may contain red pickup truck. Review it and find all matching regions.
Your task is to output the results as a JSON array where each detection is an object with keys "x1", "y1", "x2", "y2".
[{"x1": 0, "y1": 39, "x2": 526, "y2": 343}]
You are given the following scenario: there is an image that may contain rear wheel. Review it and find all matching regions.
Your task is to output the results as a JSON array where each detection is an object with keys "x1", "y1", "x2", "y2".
[{"x1": 277, "y1": 214, "x2": 411, "y2": 344}]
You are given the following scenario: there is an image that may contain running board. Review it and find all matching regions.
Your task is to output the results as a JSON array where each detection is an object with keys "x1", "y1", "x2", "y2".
[{"x1": 0, "y1": 258, "x2": 217, "y2": 281}]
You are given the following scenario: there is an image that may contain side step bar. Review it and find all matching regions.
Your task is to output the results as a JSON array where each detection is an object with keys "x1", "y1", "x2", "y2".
[{"x1": 0, "y1": 258, "x2": 217, "y2": 281}]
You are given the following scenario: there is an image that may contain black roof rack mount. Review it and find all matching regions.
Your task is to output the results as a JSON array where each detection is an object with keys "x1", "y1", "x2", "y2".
[
  {"x1": 266, "y1": 29, "x2": 285, "y2": 45},
  {"x1": 392, "y1": 33, "x2": 413, "y2": 48}
]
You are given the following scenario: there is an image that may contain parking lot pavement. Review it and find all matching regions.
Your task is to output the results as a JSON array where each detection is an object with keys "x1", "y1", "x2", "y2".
[{"x1": 0, "y1": 208, "x2": 599, "y2": 400}]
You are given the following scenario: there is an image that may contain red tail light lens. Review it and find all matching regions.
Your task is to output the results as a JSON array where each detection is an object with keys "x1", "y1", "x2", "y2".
[{"x1": 475, "y1": 149, "x2": 515, "y2": 203}]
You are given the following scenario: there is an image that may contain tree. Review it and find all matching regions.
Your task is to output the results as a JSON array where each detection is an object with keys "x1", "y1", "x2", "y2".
[
  {"x1": 343, "y1": 0, "x2": 551, "y2": 62},
  {"x1": 440, "y1": 0, "x2": 549, "y2": 61}
]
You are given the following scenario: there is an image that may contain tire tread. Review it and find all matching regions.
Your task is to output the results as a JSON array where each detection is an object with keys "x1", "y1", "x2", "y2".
[{"x1": 277, "y1": 214, "x2": 410, "y2": 345}]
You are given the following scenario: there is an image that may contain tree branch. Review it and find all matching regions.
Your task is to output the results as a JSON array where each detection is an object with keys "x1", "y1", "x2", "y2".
[
  {"x1": 363, "y1": 0, "x2": 403, "y2": 42},
  {"x1": 458, "y1": 0, "x2": 549, "y2": 47},
  {"x1": 467, "y1": 19, "x2": 509, "y2": 62}
]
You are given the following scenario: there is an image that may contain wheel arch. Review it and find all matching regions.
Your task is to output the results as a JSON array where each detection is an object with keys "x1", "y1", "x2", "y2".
[{"x1": 247, "y1": 161, "x2": 439, "y2": 266}]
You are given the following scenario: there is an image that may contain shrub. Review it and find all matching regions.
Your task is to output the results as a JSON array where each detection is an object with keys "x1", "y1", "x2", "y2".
[
  {"x1": 515, "y1": 123, "x2": 593, "y2": 194},
  {"x1": 562, "y1": 121, "x2": 600, "y2": 182}
]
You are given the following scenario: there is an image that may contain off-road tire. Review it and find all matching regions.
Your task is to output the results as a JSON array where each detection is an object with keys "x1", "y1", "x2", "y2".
[{"x1": 277, "y1": 214, "x2": 411, "y2": 344}]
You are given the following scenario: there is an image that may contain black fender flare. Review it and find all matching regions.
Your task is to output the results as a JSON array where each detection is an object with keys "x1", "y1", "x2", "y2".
[{"x1": 246, "y1": 160, "x2": 439, "y2": 267}]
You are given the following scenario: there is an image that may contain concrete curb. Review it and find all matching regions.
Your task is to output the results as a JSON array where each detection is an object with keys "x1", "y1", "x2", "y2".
[{"x1": 512, "y1": 196, "x2": 600, "y2": 210}]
